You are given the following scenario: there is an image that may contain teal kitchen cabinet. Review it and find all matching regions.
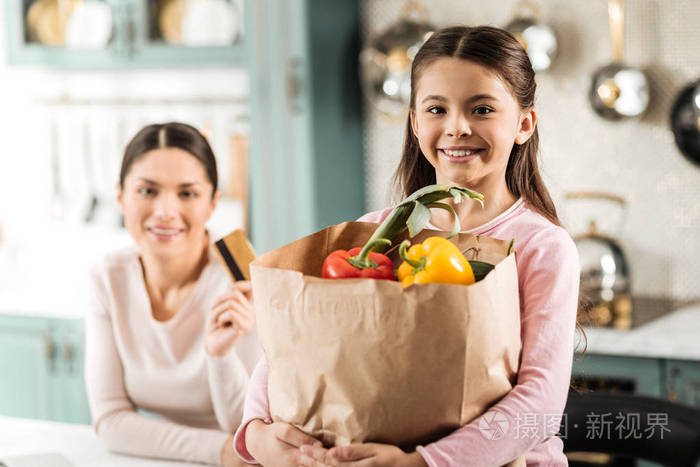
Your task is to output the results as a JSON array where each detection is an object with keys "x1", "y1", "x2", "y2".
[
  {"x1": 246, "y1": 0, "x2": 365, "y2": 252},
  {"x1": 0, "y1": 314, "x2": 90, "y2": 424},
  {"x1": 53, "y1": 319, "x2": 90, "y2": 424},
  {"x1": 4, "y1": 0, "x2": 247, "y2": 67},
  {"x1": 572, "y1": 354, "x2": 664, "y2": 397},
  {"x1": 665, "y1": 359, "x2": 700, "y2": 407},
  {"x1": 0, "y1": 315, "x2": 53, "y2": 419}
]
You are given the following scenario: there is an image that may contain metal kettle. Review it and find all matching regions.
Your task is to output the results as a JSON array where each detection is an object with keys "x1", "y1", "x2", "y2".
[{"x1": 566, "y1": 192, "x2": 633, "y2": 329}]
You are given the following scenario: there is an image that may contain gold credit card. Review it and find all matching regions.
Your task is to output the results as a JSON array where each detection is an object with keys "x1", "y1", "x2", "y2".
[{"x1": 214, "y1": 229, "x2": 256, "y2": 282}]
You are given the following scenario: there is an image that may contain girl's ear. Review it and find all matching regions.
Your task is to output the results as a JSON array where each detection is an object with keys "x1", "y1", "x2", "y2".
[
  {"x1": 515, "y1": 107, "x2": 537, "y2": 145},
  {"x1": 410, "y1": 109, "x2": 419, "y2": 138}
]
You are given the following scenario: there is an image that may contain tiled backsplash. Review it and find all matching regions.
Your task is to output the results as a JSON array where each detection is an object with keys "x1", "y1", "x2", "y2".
[{"x1": 360, "y1": 0, "x2": 700, "y2": 300}]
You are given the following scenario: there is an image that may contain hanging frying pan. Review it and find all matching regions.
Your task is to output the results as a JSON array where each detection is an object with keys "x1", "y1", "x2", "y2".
[
  {"x1": 589, "y1": 0, "x2": 650, "y2": 120},
  {"x1": 670, "y1": 79, "x2": 700, "y2": 166},
  {"x1": 504, "y1": 0, "x2": 558, "y2": 72}
]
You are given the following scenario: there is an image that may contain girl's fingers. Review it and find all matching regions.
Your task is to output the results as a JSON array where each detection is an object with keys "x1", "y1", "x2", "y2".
[
  {"x1": 274, "y1": 423, "x2": 322, "y2": 449},
  {"x1": 329, "y1": 444, "x2": 375, "y2": 461},
  {"x1": 299, "y1": 446, "x2": 339, "y2": 465}
]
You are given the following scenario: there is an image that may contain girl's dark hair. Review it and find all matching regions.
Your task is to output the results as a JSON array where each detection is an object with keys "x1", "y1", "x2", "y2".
[
  {"x1": 119, "y1": 122, "x2": 218, "y2": 197},
  {"x1": 396, "y1": 26, "x2": 587, "y2": 370},
  {"x1": 395, "y1": 25, "x2": 559, "y2": 225}
]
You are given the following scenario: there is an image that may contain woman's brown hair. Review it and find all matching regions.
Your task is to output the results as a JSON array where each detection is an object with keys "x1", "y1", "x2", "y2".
[
  {"x1": 394, "y1": 25, "x2": 559, "y2": 225},
  {"x1": 119, "y1": 122, "x2": 218, "y2": 197}
]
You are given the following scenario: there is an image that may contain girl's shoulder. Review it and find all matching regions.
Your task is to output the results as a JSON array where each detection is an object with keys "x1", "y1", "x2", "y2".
[
  {"x1": 357, "y1": 207, "x2": 394, "y2": 224},
  {"x1": 496, "y1": 202, "x2": 580, "y2": 273}
]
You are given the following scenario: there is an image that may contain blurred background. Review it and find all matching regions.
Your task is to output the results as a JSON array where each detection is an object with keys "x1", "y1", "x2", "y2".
[{"x1": 0, "y1": 1, "x2": 699, "y2": 465}]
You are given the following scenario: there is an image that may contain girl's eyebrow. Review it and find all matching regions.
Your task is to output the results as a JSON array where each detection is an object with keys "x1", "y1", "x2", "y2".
[
  {"x1": 420, "y1": 93, "x2": 499, "y2": 104},
  {"x1": 421, "y1": 95, "x2": 447, "y2": 103},
  {"x1": 137, "y1": 178, "x2": 202, "y2": 188}
]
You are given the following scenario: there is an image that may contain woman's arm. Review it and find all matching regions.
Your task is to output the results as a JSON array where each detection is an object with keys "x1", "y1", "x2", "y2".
[
  {"x1": 207, "y1": 281, "x2": 262, "y2": 434},
  {"x1": 84, "y1": 268, "x2": 229, "y2": 465}
]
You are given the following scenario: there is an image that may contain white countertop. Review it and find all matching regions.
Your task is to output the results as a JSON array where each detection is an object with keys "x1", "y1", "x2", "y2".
[
  {"x1": 581, "y1": 303, "x2": 700, "y2": 361},
  {"x1": 0, "y1": 416, "x2": 201, "y2": 466}
]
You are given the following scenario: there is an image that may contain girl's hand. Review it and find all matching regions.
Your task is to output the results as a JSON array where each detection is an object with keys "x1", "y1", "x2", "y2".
[
  {"x1": 206, "y1": 281, "x2": 255, "y2": 357},
  {"x1": 298, "y1": 442, "x2": 428, "y2": 467},
  {"x1": 246, "y1": 419, "x2": 322, "y2": 467}
]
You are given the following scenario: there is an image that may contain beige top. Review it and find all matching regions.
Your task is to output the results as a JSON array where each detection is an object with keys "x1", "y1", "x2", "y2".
[{"x1": 85, "y1": 244, "x2": 261, "y2": 465}]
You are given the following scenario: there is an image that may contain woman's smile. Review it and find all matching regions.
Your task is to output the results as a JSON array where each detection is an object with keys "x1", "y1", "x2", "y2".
[{"x1": 147, "y1": 225, "x2": 186, "y2": 241}]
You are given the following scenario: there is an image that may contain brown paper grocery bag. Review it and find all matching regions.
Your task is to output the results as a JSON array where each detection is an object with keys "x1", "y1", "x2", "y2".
[{"x1": 251, "y1": 222, "x2": 523, "y2": 463}]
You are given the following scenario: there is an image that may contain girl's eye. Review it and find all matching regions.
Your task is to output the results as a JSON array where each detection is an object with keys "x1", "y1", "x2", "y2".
[
  {"x1": 427, "y1": 106, "x2": 446, "y2": 115},
  {"x1": 138, "y1": 187, "x2": 156, "y2": 196},
  {"x1": 179, "y1": 191, "x2": 198, "y2": 199},
  {"x1": 474, "y1": 106, "x2": 493, "y2": 115}
]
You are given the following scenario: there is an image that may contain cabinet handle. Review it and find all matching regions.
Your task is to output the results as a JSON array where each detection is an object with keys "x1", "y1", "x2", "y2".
[
  {"x1": 44, "y1": 335, "x2": 56, "y2": 374},
  {"x1": 63, "y1": 342, "x2": 75, "y2": 375},
  {"x1": 286, "y1": 57, "x2": 303, "y2": 113},
  {"x1": 668, "y1": 367, "x2": 680, "y2": 401}
]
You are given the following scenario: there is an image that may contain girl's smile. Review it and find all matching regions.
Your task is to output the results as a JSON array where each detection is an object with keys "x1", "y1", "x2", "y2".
[{"x1": 438, "y1": 146, "x2": 486, "y2": 163}]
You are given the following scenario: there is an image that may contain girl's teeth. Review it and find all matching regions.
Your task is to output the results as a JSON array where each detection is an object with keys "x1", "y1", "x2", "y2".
[
  {"x1": 152, "y1": 228, "x2": 179, "y2": 235},
  {"x1": 444, "y1": 149, "x2": 475, "y2": 157}
]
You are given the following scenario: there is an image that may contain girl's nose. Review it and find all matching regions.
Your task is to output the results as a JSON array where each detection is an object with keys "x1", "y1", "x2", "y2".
[
  {"x1": 446, "y1": 115, "x2": 471, "y2": 138},
  {"x1": 153, "y1": 192, "x2": 179, "y2": 219}
]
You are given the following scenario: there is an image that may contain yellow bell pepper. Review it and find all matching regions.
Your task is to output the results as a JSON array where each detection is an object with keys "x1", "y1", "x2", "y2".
[{"x1": 397, "y1": 237, "x2": 475, "y2": 288}]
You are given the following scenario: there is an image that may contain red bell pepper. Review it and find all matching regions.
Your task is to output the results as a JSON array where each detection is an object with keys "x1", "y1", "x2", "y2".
[{"x1": 322, "y1": 239, "x2": 394, "y2": 280}]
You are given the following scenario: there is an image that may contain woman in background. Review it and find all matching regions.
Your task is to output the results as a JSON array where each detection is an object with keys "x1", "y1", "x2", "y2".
[{"x1": 85, "y1": 122, "x2": 260, "y2": 466}]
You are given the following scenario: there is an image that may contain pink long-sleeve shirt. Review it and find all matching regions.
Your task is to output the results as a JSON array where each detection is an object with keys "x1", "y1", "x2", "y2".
[{"x1": 233, "y1": 198, "x2": 580, "y2": 466}]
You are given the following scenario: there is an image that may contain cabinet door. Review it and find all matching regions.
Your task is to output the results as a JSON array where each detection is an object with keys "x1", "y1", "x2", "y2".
[
  {"x1": 5, "y1": 0, "x2": 129, "y2": 67},
  {"x1": 129, "y1": 0, "x2": 247, "y2": 66},
  {"x1": 665, "y1": 359, "x2": 700, "y2": 407},
  {"x1": 0, "y1": 315, "x2": 54, "y2": 420},
  {"x1": 54, "y1": 319, "x2": 91, "y2": 424},
  {"x1": 247, "y1": 0, "x2": 364, "y2": 252},
  {"x1": 572, "y1": 354, "x2": 663, "y2": 397}
]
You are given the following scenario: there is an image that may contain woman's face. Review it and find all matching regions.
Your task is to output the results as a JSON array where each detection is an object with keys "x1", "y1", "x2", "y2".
[
  {"x1": 117, "y1": 147, "x2": 219, "y2": 259},
  {"x1": 410, "y1": 57, "x2": 535, "y2": 192}
]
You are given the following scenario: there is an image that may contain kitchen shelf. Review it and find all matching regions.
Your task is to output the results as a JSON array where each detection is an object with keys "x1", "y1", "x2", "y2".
[{"x1": 4, "y1": 0, "x2": 248, "y2": 68}]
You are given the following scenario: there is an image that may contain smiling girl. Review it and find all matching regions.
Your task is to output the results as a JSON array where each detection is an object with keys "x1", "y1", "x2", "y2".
[
  {"x1": 85, "y1": 122, "x2": 260, "y2": 466},
  {"x1": 234, "y1": 26, "x2": 580, "y2": 466}
]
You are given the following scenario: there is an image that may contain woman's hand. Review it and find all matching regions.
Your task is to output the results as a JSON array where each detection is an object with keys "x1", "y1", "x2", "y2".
[
  {"x1": 206, "y1": 281, "x2": 255, "y2": 357},
  {"x1": 297, "y1": 442, "x2": 428, "y2": 467},
  {"x1": 246, "y1": 419, "x2": 322, "y2": 467}
]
